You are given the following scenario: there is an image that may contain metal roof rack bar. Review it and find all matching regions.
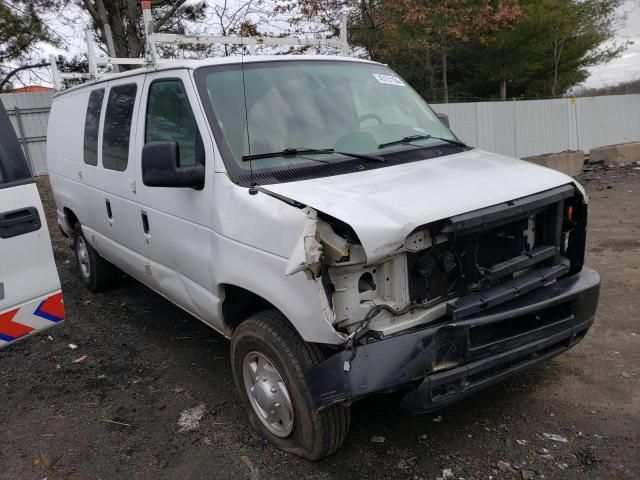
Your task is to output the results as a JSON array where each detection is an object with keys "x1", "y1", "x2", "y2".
[
  {"x1": 141, "y1": 1, "x2": 350, "y2": 58},
  {"x1": 49, "y1": 0, "x2": 350, "y2": 90}
]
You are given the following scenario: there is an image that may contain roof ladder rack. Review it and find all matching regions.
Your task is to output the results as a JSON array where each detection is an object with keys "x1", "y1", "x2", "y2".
[
  {"x1": 50, "y1": 0, "x2": 350, "y2": 90},
  {"x1": 140, "y1": 1, "x2": 350, "y2": 59}
]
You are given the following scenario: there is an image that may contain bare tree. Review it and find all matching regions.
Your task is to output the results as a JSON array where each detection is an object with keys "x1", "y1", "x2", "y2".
[{"x1": 76, "y1": 0, "x2": 206, "y2": 60}]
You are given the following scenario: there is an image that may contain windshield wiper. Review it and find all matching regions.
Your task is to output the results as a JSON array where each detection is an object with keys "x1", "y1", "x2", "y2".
[
  {"x1": 242, "y1": 147, "x2": 385, "y2": 163},
  {"x1": 378, "y1": 134, "x2": 468, "y2": 150}
]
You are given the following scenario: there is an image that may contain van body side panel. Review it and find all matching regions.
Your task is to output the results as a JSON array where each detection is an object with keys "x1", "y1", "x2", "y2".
[
  {"x1": 134, "y1": 70, "x2": 219, "y2": 325},
  {"x1": 89, "y1": 78, "x2": 151, "y2": 279},
  {"x1": 211, "y1": 173, "x2": 345, "y2": 344},
  {"x1": 47, "y1": 89, "x2": 99, "y2": 234}
]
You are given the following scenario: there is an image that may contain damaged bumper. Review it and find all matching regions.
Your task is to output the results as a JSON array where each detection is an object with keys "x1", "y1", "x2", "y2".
[{"x1": 307, "y1": 267, "x2": 600, "y2": 412}]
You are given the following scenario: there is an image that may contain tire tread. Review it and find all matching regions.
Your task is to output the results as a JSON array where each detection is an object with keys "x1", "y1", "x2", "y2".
[{"x1": 231, "y1": 310, "x2": 350, "y2": 459}]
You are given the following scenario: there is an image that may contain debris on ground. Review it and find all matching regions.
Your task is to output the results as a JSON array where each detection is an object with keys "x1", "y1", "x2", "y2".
[
  {"x1": 520, "y1": 468, "x2": 536, "y2": 479},
  {"x1": 3, "y1": 173, "x2": 640, "y2": 479},
  {"x1": 515, "y1": 439, "x2": 528, "y2": 446},
  {"x1": 103, "y1": 418, "x2": 130, "y2": 427},
  {"x1": 621, "y1": 371, "x2": 631, "y2": 378},
  {"x1": 177, "y1": 403, "x2": 206, "y2": 432},
  {"x1": 436, "y1": 468, "x2": 454, "y2": 480},
  {"x1": 542, "y1": 433, "x2": 568, "y2": 443},
  {"x1": 240, "y1": 455, "x2": 259, "y2": 480},
  {"x1": 370, "y1": 435, "x2": 386, "y2": 443},
  {"x1": 536, "y1": 448, "x2": 554, "y2": 460},
  {"x1": 73, "y1": 355, "x2": 88, "y2": 363},
  {"x1": 432, "y1": 415, "x2": 443, "y2": 423},
  {"x1": 68, "y1": 343, "x2": 78, "y2": 350},
  {"x1": 497, "y1": 460, "x2": 517, "y2": 473}
]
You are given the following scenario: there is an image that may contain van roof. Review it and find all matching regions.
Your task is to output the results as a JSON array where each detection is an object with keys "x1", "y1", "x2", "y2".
[{"x1": 54, "y1": 55, "x2": 380, "y2": 97}]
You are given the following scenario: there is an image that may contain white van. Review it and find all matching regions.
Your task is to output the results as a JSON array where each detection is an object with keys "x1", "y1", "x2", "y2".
[
  {"x1": 47, "y1": 56, "x2": 600, "y2": 459},
  {"x1": 1, "y1": 101, "x2": 64, "y2": 348}
]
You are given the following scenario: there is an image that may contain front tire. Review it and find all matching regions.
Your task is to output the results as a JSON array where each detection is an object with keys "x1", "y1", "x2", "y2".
[
  {"x1": 73, "y1": 223, "x2": 118, "y2": 292},
  {"x1": 231, "y1": 310, "x2": 350, "y2": 460}
]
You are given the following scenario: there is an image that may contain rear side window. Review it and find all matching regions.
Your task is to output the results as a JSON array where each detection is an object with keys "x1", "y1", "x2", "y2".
[
  {"x1": 83, "y1": 89, "x2": 104, "y2": 166},
  {"x1": 103, "y1": 84, "x2": 137, "y2": 171},
  {"x1": 145, "y1": 80, "x2": 202, "y2": 166}
]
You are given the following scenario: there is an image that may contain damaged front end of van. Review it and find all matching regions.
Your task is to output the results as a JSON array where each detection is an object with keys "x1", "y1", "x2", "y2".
[{"x1": 276, "y1": 183, "x2": 600, "y2": 413}]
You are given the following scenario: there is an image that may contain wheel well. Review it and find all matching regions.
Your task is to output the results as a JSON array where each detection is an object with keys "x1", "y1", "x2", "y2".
[
  {"x1": 64, "y1": 207, "x2": 79, "y2": 230},
  {"x1": 221, "y1": 285, "x2": 277, "y2": 335}
]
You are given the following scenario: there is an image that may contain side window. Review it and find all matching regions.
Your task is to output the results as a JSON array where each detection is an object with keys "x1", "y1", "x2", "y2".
[
  {"x1": 83, "y1": 89, "x2": 104, "y2": 166},
  {"x1": 0, "y1": 102, "x2": 31, "y2": 184},
  {"x1": 103, "y1": 84, "x2": 137, "y2": 172},
  {"x1": 145, "y1": 80, "x2": 202, "y2": 166}
]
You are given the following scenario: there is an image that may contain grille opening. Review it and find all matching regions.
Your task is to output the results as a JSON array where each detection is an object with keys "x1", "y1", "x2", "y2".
[
  {"x1": 429, "y1": 331, "x2": 577, "y2": 402},
  {"x1": 466, "y1": 338, "x2": 569, "y2": 386},
  {"x1": 469, "y1": 301, "x2": 574, "y2": 348},
  {"x1": 407, "y1": 201, "x2": 562, "y2": 305}
]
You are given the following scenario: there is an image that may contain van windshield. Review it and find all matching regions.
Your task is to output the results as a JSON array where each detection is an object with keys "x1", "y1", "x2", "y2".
[{"x1": 195, "y1": 60, "x2": 460, "y2": 184}]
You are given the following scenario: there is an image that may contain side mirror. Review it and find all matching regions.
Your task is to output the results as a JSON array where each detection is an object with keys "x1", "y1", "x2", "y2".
[
  {"x1": 142, "y1": 142, "x2": 204, "y2": 189},
  {"x1": 436, "y1": 112, "x2": 451, "y2": 129}
]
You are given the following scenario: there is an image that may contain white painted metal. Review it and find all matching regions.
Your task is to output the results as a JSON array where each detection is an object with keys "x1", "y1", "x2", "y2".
[
  {"x1": 151, "y1": 32, "x2": 345, "y2": 50},
  {"x1": 85, "y1": 30, "x2": 99, "y2": 78},
  {"x1": 0, "y1": 182, "x2": 61, "y2": 308},
  {"x1": 41, "y1": 57, "x2": 632, "y2": 346},
  {"x1": 263, "y1": 149, "x2": 578, "y2": 263},
  {"x1": 141, "y1": 2, "x2": 158, "y2": 65},
  {"x1": 46, "y1": 66, "x2": 345, "y2": 344},
  {"x1": 433, "y1": 94, "x2": 640, "y2": 157},
  {"x1": 133, "y1": 69, "x2": 217, "y2": 322},
  {"x1": 0, "y1": 182, "x2": 62, "y2": 348}
]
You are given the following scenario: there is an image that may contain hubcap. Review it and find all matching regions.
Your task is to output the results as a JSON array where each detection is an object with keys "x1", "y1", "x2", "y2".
[
  {"x1": 76, "y1": 236, "x2": 91, "y2": 279},
  {"x1": 242, "y1": 351, "x2": 294, "y2": 437}
]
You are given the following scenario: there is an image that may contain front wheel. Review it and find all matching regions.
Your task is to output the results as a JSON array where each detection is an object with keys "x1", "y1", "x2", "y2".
[{"x1": 230, "y1": 310, "x2": 350, "y2": 460}]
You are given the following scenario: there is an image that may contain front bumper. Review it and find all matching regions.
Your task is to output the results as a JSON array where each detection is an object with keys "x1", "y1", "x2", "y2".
[{"x1": 307, "y1": 267, "x2": 600, "y2": 412}]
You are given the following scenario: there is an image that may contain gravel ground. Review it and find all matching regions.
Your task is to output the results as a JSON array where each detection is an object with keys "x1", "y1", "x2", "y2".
[{"x1": 1, "y1": 166, "x2": 639, "y2": 480}]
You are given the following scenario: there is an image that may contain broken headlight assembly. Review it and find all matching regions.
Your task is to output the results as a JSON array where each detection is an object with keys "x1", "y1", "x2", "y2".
[{"x1": 307, "y1": 185, "x2": 588, "y2": 340}]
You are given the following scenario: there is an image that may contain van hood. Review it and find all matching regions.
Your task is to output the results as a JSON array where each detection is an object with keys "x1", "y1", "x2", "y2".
[{"x1": 261, "y1": 149, "x2": 578, "y2": 262}]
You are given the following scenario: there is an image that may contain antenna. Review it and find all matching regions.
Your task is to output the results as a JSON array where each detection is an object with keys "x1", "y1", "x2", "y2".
[
  {"x1": 242, "y1": 54, "x2": 257, "y2": 195},
  {"x1": 237, "y1": 9, "x2": 257, "y2": 195}
]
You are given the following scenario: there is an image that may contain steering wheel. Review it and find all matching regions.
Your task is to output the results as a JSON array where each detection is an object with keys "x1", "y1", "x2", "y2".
[{"x1": 358, "y1": 113, "x2": 383, "y2": 126}]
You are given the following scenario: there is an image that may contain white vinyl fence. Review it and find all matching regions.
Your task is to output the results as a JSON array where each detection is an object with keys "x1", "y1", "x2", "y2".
[
  {"x1": 0, "y1": 92, "x2": 53, "y2": 176},
  {"x1": 433, "y1": 94, "x2": 640, "y2": 159},
  {"x1": 1, "y1": 91, "x2": 639, "y2": 176}
]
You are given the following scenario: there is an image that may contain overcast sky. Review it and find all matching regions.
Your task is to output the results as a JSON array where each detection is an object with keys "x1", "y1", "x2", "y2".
[
  {"x1": 582, "y1": 0, "x2": 640, "y2": 88},
  {"x1": 27, "y1": 0, "x2": 640, "y2": 90}
]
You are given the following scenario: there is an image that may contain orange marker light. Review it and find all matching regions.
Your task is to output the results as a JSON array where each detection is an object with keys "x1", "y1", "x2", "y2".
[{"x1": 567, "y1": 205, "x2": 574, "y2": 220}]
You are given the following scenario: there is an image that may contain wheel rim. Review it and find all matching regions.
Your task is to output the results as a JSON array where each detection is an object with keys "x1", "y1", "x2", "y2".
[
  {"x1": 76, "y1": 236, "x2": 91, "y2": 279},
  {"x1": 242, "y1": 351, "x2": 294, "y2": 437}
]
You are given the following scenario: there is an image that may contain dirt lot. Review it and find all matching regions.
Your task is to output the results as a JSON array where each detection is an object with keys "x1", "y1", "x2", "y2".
[{"x1": 1, "y1": 166, "x2": 639, "y2": 480}]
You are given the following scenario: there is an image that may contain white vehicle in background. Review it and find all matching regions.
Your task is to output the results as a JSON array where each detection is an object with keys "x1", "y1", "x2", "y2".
[
  {"x1": 0, "y1": 100, "x2": 64, "y2": 348},
  {"x1": 46, "y1": 54, "x2": 600, "y2": 459}
]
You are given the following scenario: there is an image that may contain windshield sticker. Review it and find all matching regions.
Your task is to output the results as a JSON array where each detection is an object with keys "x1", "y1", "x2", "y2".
[{"x1": 372, "y1": 73, "x2": 405, "y2": 86}]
